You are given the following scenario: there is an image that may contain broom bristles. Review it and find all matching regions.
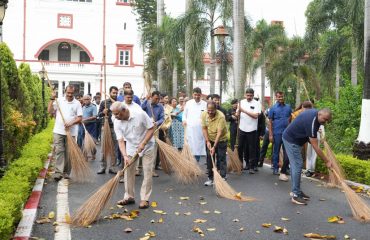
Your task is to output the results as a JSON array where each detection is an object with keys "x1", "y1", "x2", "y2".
[
  {"x1": 82, "y1": 124, "x2": 96, "y2": 158},
  {"x1": 324, "y1": 141, "x2": 345, "y2": 187},
  {"x1": 227, "y1": 147, "x2": 242, "y2": 174},
  {"x1": 212, "y1": 167, "x2": 255, "y2": 202},
  {"x1": 156, "y1": 137, "x2": 202, "y2": 184},
  {"x1": 66, "y1": 131, "x2": 93, "y2": 182},
  {"x1": 158, "y1": 147, "x2": 172, "y2": 174},
  {"x1": 331, "y1": 169, "x2": 370, "y2": 222},
  {"x1": 72, "y1": 154, "x2": 139, "y2": 226},
  {"x1": 102, "y1": 118, "x2": 116, "y2": 166}
]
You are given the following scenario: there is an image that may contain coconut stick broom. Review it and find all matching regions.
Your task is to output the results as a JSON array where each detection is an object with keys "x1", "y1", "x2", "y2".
[
  {"x1": 156, "y1": 137, "x2": 202, "y2": 184},
  {"x1": 101, "y1": 46, "x2": 116, "y2": 167},
  {"x1": 41, "y1": 62, "x2": 92, "y2": 182},
  {"x1": 210, "y1": 155, "x2": 255, "y2": 202},
  {"x1": 227, "y1": 104, "x2": 242, "y2": 174},
  {"x1": 82, "y1": 123, "x2": 96, "y2": 159},
  {"x1": 181, "y1": 128, "x2": 203, "y2": 173}
]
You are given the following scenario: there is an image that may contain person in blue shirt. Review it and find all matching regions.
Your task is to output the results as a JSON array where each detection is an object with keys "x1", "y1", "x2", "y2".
[
  {"x1": 117, "y1": 82, "x2": 141, "y2": 105},
  {"x1": 282, "y1": 108, "x2": 332, "y2": 205},
  {"x1": 268, "y1": 91, "x2": 292, "y2": 178}
]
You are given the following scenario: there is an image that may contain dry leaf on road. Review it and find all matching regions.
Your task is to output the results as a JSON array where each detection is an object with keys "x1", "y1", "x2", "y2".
[
  {"x1": 180, "y1": 196, "x2": 190, "y2": 200},
  {"x1": 124, "y1": 227, "x2": 132, "y2": 233},
  {"x1": 303, "y1": 233, "x2": 336, "y2": 239},
  {"x1": 151, "y1": 201, "x2": 158, "y2": 208},
  {"x1": 262, "y1": 223, "x2": 272, "y2": 228},
  {"x1": 193, "y1": 219, "x2": 207, "y2": 223}
]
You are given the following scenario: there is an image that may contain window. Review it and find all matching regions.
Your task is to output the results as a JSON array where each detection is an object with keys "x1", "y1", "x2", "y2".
[
  {"x1": 80, "y1": 51, "x2": 90, "y2": 62},
  {"x1": 38, "y1": 50, "x2": 49, "y2": 61},
  {"x1": 58, "y1": 42, "x2": 71, "y2": 62},
  {"x1": 116, "y1": 44, "x2": 133, "y2": 66},
  {"x1": 116, "y1": 0, "x2": 130, "y2": 6},
  {"x1": 58, "y1": 14, "x2": 73, "y2": 28}
]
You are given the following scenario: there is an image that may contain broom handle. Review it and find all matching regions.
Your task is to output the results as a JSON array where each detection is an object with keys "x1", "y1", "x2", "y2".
[
  {"x1": 41, "y1": 62, "x2": 67, "y2": 125},
  {"x1": 102, "y1": 91, "x2": 116, "y2": 103},
  {"x1": 103, "y1": 45, "x2": 107, "y2": 113}
]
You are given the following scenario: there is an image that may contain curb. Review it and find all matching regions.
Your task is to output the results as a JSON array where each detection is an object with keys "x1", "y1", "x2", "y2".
[{"x1": 13, "y1": 153, "x2": 52, "y2": 240}]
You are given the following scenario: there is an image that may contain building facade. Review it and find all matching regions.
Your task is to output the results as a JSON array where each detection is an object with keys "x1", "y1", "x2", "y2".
[{"x1": 3, "y1": 0, "x2": 145, "y2": 98}]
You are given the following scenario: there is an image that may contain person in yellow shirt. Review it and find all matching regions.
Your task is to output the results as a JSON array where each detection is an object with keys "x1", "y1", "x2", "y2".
[{"x1": 201, "y1": 101, "x2": 228, "y2": 186}]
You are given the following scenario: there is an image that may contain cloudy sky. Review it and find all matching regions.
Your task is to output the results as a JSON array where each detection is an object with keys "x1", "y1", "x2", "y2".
[{"x1": 164, "y1": 0, "x2": 312, "y2": 37}]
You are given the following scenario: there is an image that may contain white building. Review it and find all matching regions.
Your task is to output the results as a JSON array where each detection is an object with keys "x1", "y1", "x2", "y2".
[{"x1": 3, "y1": 0, "x2": 145, "y2": 98}]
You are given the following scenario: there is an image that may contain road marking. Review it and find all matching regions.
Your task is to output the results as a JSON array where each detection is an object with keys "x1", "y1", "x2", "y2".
[{"x1": 54, "y1": 179, "x2": 71, "y2": 240}]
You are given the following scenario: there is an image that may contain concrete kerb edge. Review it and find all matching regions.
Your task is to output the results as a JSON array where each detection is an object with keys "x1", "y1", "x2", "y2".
[{"x1": 13, "y1": 153, "x2": 53, "y2": 240}]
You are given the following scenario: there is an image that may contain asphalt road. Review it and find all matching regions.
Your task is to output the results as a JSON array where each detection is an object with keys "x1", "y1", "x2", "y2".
[{"x1": 32, "y1": 145, "x2": 370, "y2": 240}]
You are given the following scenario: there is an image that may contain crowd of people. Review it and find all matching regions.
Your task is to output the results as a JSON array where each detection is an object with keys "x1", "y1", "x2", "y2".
[{"x1": 48, "y1": 82, "x2": 332, "y2": 207}]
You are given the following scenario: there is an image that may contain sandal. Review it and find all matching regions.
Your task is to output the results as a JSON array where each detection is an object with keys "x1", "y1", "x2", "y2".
[
  {"x1": 138, "y1": 200, "x2": 150, "y2": 209},
  {"x1": 117, "y1": 198, "x2": 135, "y2": 206}
]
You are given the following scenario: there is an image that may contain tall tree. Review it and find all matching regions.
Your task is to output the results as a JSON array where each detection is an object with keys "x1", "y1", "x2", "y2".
[
  {"x1": 157, "y1": 0, "x2": 165, "y2": 92},
  {"x1": 184, "y1": 0, "x2": 193, "y2": 96},
  {"x1": 353, "y1": 0, "x2": 370, "y2": 160},
  {"x1": 232, "y1": 0, "x2": 245, "y2": 99}
]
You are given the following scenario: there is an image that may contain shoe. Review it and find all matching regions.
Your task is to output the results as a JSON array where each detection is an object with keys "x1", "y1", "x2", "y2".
[
  {"x1": 279, "y1": 173, "x2": 289, "y2": 182},
  {"x1": 291, "y1": 195, "x2": 307, "y2": 205},
  {"x1": 108, "y1": 169, "x2": 117, "y2": 174},
  {"x1": 249, "y1": 169, "x2": 255, "y2": 174},
  {"x1": 243, "y1": 166, "x2": 250, "y2": 171},
  {"x1": 258, "y1": 162, "x2": 263, "y2": 167},
  {"x1": 204, "y1": 179, "x2": 213, "y2": 186},
  {"x1": 135, "y1": 169, "x2": 142, "y2": 176},
  {"x1": 117, "y1": 198, "x2": 135, "y2": 206},
  {"x1": 300, "y1": 191, "x2": 310, "y2": 200},
  {"x1": 53, "y1": 173, "x2": 63, "y2": 182},
  {"x1": 305, "y1": 170, "x2": 314, "y2": 177},
  {"x1": 97, "y1": 169, "x2": 106, "y2": 174},
  {"x1": 273, "y1": 169, "x2": 279, "y2": 175},
  {"x1": 152, "y1": 172, "x2": 159, "y2": 177},
  {"x1": 253, "y1": 167, "x2": 258, "y2": 172},
  {"x1": 139, "y1": 200, "x2": 150, "y2": 209}
]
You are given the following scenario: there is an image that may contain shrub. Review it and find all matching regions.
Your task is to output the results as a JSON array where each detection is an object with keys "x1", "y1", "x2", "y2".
[{"x1": 0, "y1": 119, "x2": 53, "y2": 240}]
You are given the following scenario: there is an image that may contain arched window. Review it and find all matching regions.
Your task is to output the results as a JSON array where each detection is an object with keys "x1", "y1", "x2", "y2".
[{"x1": 58, "y1": 42, "x2": 71, "y2": 61}]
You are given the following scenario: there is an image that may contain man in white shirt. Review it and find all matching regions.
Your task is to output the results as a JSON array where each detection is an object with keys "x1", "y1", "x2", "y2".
[
  {"x1": 182, "y1": 87, "x2": 207, "y2": 162},
  {"x1": 48, "y1": 85, "x2": 83, "y2": 181},
  {"x1": 237, "y1": 88, "x2": 261, "y2": 174},
  {"x1": 110, "y1": 101, "x2": 155, "y2": 209}
]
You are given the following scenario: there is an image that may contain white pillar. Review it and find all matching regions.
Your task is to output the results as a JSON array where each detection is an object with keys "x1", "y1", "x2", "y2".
[{"x1": 58, "y1": 80, "x2": 63, "y2": 97}]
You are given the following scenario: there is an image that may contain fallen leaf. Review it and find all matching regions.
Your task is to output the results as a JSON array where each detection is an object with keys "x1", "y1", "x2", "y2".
[
  {"x1": 262, "y1": 223, "x2": 272, "y2": 228},
  {"x1": 145, "y1": 231, "x2": 156, "y2": 237},
  {"x1": 130, "y1": 210, "x2": 140, "y2": 218},
  {"x1": 273, "y1": 226, "x2": 283, "y2": 233},
  {"x1": 235, "y1": 192, "x2": 242, "y2": 200},
  {"x1": 180, "y1": 196, "x2": 190, "y2": 200},
  {"x1": 120, "y1": 215, "x2": 133, "y2": 221},
  {"x1": 158, "y1": 218, "x2": 164, "y2": 223},
  {"x1": 327, "y1": 216, "x2": 344, "y2": 224},
  {"x1": 344, "y1": 235, "x2": 350, "y2": 239},
  {"x1": 283, "y1": 228, "x2": 288, "y2": 235},
  {"x1": 116, "y1": 205, "x2": 124, "y2": 209},
  {"x1": 150, "y1": 219, "x2": 155, "y2": 223},
  {"x1": 124, "y1": 227, "x2": 132, "y2": 233},
  {"x1": 65, "y1": 213, "x2": 71, "y2": 224},
  {"x1": 296, "y1": 211, "x2": 301, "y2": 214},
  {"x1": 207, "y1": 228, "x2": 216, "y2": 231},
  {"x1": 52, "y1": 222, "x2": 58, "y2": 226},
  {"x1": 214, "y1": 210, "x2": 222, "y2": 214},
  {"x1": 202, "y1": 210, "x2": 210, "y2": 214},
  {"x1": 239, "y1": 227, "x2": 244, "y2": 232},
  {"x1": 256, "y1": 230, "x2": 260, "y2": 234},
  {"x1": 303, "y1": 233, "x2": 336, "y2": 239},
  {"x1": 151, "y1": 201, "x2": 158, "y2": 208},
  {"x1": 319, "y1": 198, "x2": 326, "y2": 201},
  {"x1": 233, "y1": 219, "x2": 239, "y2": 222},
  {"x1": 36, "y1": 217, "x2": 51, "y2": 224},
  {"x1": 178, "y1": 202, "x2": 182, "y2": 205},
  {"x1": 109, "y1": 206, "x2": 114, "y2": 210},
  {"x1": 281, "y1": 217, "x2": 290, "y2": 221},
  {"x1": 199, "y1": 196, "x2": 205, "y2": 200},
  {"x1": 139, "y1": 236, "x2": 150, "y2": 240},
  {"x1": 184, "y1": 212, "x2": 192, "y2": 216},
  {"x1": 199, "y1": 201, "x2": 207, "y2": 205},
  {"x1": 153, "y1": 210, "x2": 167, "y2": 215},
  {"x1": 174, "y1": 212, "x2": 180, "y2": 216},
  {"x1": 48, "y1": 211, "x2": 55, "y2": 219},
  {"x1": 193, "y1": 226, "x2": 205, "y2": 237},
  {"x1": 193, "y1": 219, "x2": 207, "y2": 223}
]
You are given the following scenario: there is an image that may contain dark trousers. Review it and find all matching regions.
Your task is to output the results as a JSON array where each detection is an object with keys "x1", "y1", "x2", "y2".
[
  {"x1": 272, "y1": 133, "x2": 289, "y2": 173},
  {"x1": 206, "y1": 141, "x2": 227, "y2": 180},
  {"x1": 238, "y1": 130, "x2": 258, "y2": 169},
  {"x1": 96, "y1": 119, "x2": 101, "y2": 140},
  {"x1": 229, "y1": 124, "x2": 237, "y2": 151},
  {"x1": 259, "y1": 129, "x2": 270, "y2": 163}
]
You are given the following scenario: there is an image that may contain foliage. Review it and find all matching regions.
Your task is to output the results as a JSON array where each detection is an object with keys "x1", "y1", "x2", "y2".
[
  {"x1": 316, "y1": 82, "x2": 362, "y2": 154},
  {"x1": 0, "y1": 120, "x2": 53, "y2": 239}
]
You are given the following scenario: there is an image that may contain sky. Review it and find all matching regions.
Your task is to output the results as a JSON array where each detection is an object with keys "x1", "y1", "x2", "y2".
[{"x1": 164, "y1": 0, "x2": 313, "y2": 37}]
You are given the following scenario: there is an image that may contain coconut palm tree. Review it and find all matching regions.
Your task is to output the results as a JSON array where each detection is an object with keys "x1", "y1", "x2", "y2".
[
  {"x1": 157, "y1": 0, "x2": 165, "y2": 92},
  {"x1": 353, "y1": 0, "x2": 370, "y2": 160}
]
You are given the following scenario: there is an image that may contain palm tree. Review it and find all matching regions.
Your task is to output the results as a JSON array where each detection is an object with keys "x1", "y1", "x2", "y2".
[
  {"x1": 353, "y1": 0, "x2": 370, "y2": 160},
  {"x1": 232, "y1": 0, "x2": 245, "y2": 99},
  {"x1": 185, "y1": 0, "x2": 193, "y2": 96},
  {"x1": 157, "y1": 0, "x2": 165, "y2": 92}
]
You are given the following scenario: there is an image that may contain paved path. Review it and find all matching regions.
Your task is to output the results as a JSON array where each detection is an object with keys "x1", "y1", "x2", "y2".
[{"x1": 32, "y1": 145, "x2": 370, "y2": 240}]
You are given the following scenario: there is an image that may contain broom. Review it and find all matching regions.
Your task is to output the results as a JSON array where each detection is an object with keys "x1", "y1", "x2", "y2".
[
  {"x1": 101, "y1": 46, "x2": 116, "y2": 167},
  {"x1": 72, "y1": 153, "x2": 140, "y2": 226},
  {"x1": 323, "y1": 140, "x2": 344, "y2": 187},
  {"x1": 331, "y1": 169, "x2": 370, "y2": 222},
  {"x1": 41, "y1": 62, "x2": 92, "y2": 182},
  {"x1": 82, "y1": 123, "x2": 96, "y2": 159},
  {"x1": 182, "y1": 128, "x2": 203, "y2": 170},
  {"x1": 156, "y1": 137, "x2": 202, "y2": 184},
  {"x1": 210, "y1": 155, "x2": 255, "y2": 202},
  {"x1": 227, "y1": 106, "x2": 242, "y2": 173}
]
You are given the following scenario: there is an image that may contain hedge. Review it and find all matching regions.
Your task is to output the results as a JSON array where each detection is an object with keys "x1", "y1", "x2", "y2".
[
  {"x1": 316, "y1": 153, "x2": 370, "y2": 186},
  {"x1": 0, "y1": 119, "x2": 54, "y2": 240}
]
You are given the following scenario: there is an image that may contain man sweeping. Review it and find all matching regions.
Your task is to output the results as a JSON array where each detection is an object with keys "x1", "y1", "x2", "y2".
[
  {"x1": 111, "y1": 101, "x2": 155, "y2": 209},
  {"x1": 202, "y1": 101, "x2": 228, "y2": 186},
  {"x1": 282, "y1": 108, "x2": 332, "y2": 205},
  {"x1": 48, "y1": 85, "x2": 82, "y2": 181}
]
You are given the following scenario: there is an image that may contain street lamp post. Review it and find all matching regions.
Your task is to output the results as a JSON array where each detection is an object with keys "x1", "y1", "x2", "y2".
[
  {"x1": 39, "y1": 69, "x2": 46, "y2": 129},
  {"x1": 0, "y1": 0, "x2": 8, "y2": 175},
  {"x1": 214, "y1": 26, "x2": 229, "y2": 102}
]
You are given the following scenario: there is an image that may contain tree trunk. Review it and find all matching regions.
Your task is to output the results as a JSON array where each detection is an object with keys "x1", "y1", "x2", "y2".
[
  {"x1": 353, "y1": 0, "x2": 370, "y2": 160},
  {"x1": 157, "y1": 0, "x2": 165, "y2": 92},
  {"x1": 172, "y1": 62, "x2": 178, "y2": 97},
  {"x1": 351, "y1": 40, "x2": 358, "y2": 86},
  {"x1": 185, "y1": 0, "x2": 192, "y2": 96},
  {"x1": 233, "y1": 0, "x2": 245, "y2": 99},
  {"x1": 260, "y1": 55, "x2": 266, "y2": 106},
  {"x1": 335, "y1": 55, "x2": 340, "y2": 102},
  {"x1": 209, "y1": 33, "x2": 216, "y2": 94}
]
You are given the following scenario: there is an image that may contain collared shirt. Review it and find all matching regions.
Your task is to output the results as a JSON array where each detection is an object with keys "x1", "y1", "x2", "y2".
[
  {"x1": 113, "y1": 108, "x2": 155, "y2": 156},
  {"x1": 53, "y1": 97, "x2": 83, "y2": 136},
  {"x1": 141, "y1": 99, "x2": 165, "y2": 126},
  {"x1": 117, "y1": 94, "x2": 141, "y2": 105},
  {"x1": 283, "y1": 109, "x2": 321, "y2": 146},
  {"x1": 201, "y1": 110, "x2": 228, "y2": 142},
  {"x1": 98, "y1": 99, "x2": 116, "y2": 127},
  {"x1": 269, "y1": 102, "x2": 292, "y2": 135},
  {"x1": 182, "y1": 99, "x2": 207, "y2": 126},
  {"x1": 239, "y1": 99, "x2": 261, "y2": 132},
  {"x1": 82, "y1": 103, "x2": 97, "y2": 124},
  {"x1": 126, "y1": 102, "x2": 143, "y2": 112}
]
